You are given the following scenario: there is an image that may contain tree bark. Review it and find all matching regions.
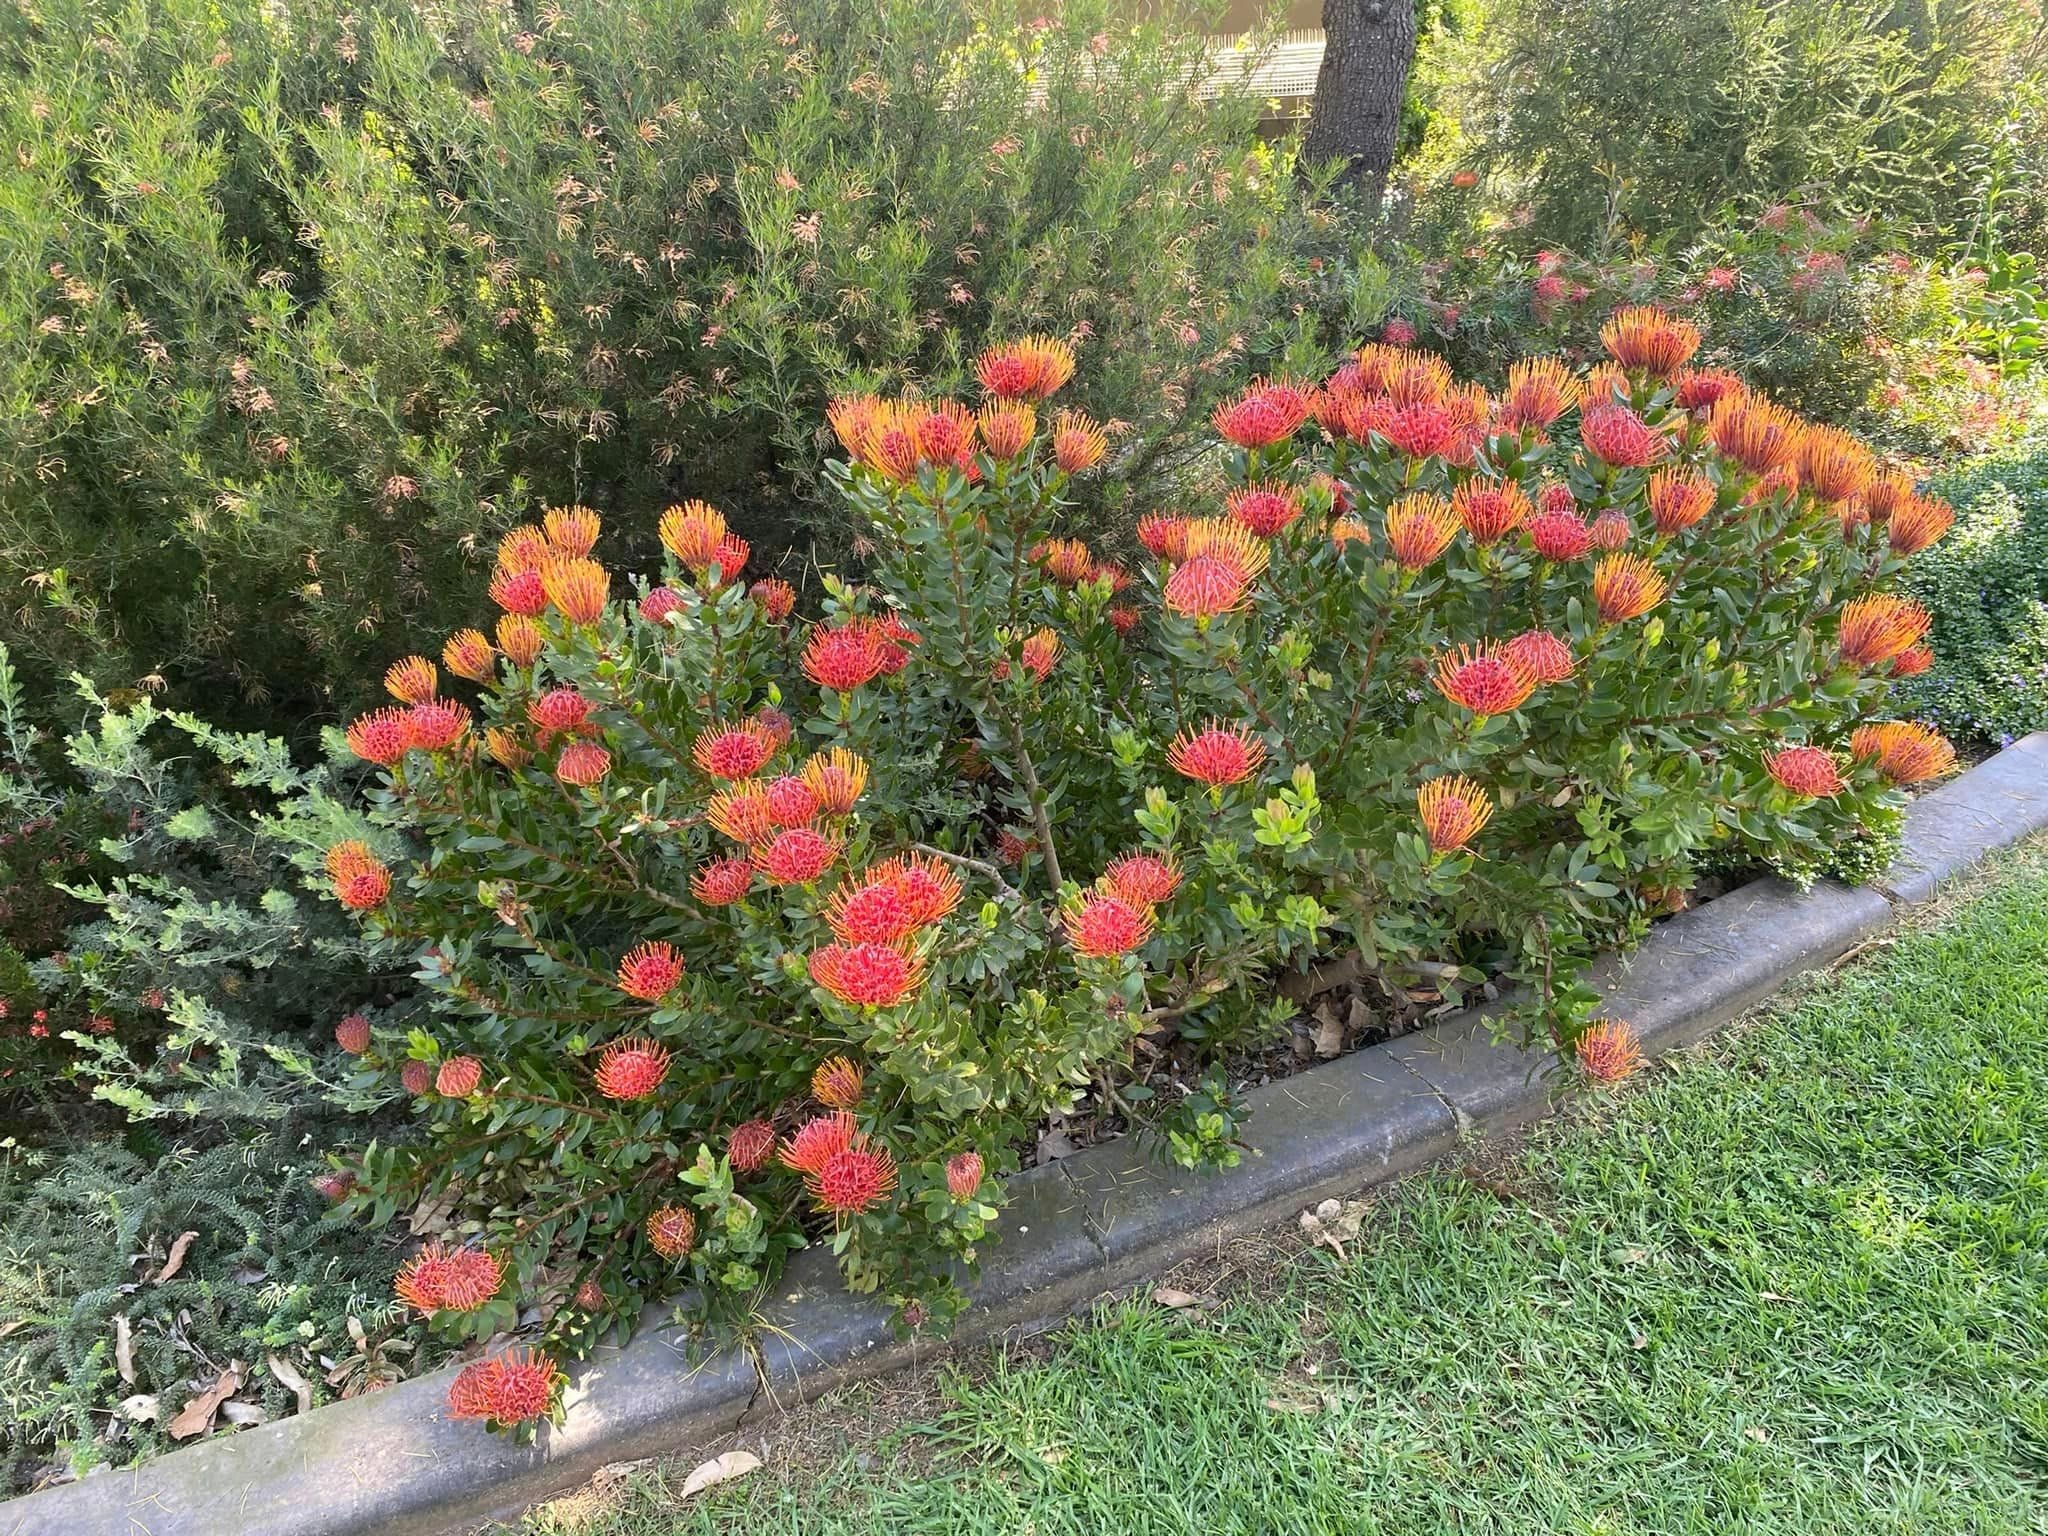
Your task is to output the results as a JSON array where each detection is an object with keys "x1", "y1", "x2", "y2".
[{"x1": 1300, "y1": 0, "x2": 1418, "y2": 207}]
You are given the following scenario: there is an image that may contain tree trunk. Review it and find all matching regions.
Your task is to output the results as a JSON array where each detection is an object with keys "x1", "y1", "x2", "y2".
[{"x1": 1300, "y1": 0, "x2": 1418, "y2": 207}]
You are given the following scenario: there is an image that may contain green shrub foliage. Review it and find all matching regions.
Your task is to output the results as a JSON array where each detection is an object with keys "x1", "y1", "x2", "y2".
[{"x1": 322, "y1": 316, "x2": 1957, "y2": 1431}]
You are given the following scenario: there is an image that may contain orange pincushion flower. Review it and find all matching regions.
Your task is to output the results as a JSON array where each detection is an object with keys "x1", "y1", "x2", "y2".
[
  {"x1": 1600, "y1": 306, "x2": 1700, "y2": 378},
  {"x1": 1647, "y1": 468, "x2": 1715, "y2": 535},
  {"x1": 489, "y1": 564, "x2": 548, "y2": 616},
  {"x1": 811, "y1": 1055, "x2": 865, "y2": 1109},
  {"x1": 977, "y1": 400, "x2": 1037, "y2": 459},
  {"x1": 383, "y1": 655, "x2": 438, "y2": 705},
  {"x1": 645, "y1": 1205, "x2": 697, "y2": 1260},
  {"x1": 1380, "y1": 348, "x2": 1454, "y2": 406},
  {"x1": 1212, "y1": 379, "x2": 1312, "y2": 448},
  {"x1": 1504, "y1": 629, "x2": 1576, "y2": 684},
  {"x1": 1051, "y1": 409, "x2": 1108, "y2": 473},
  {"x1": 751, "y1": 577, "x2": 797, "y2": 621},
  {"x1": 1576, "y1": 1020, "x2": 1643, "y2": 1083},
  {"x1": 755, "y1": 827, "x2": 840, "y2": 886},
  {"x1": 554, "y1": 741, "x2": 611, "y2": 787},
  {"x1": 1580, "y1": 402, "x2": 1666, "y2": 468},
  {"x1": 1708, "y1": 395, "x2": 1804, "y2": 477},
  {"x1": 1062, "y1": 892, "x2": 1154, "y2": 958},
  {"x1": 1137, "y1": 513, "x2": 1191, "y2": 560},
  {"x1": 498, "y1": 524, "x2": 551, "y2": 573},
  {"x1": 799, "y1": 748, "x2": 869, "y2": 816},
  {"x1": 946, "y1": 1152, "x2": 984, "y2": 1200},
  {"x1": 1180, "y1": 516, "x2": 1271, "y2": 577},
  {"x1": 1163, "y1": 554, "x2": 1254, "y2": 619},
  {"x1": 658, "y1": 500, "x2": 728, "y2": 568},
  {"x1": 1226, "y1": 482, "x2": 1304, "y2": 537},
  {"x1": 1765, "y1": 744, "x2": 1845, "y2": 797},
  {"x1": 873, "y1": 853, "x2": 965, "y2": 927},
  {"x1": 1101, "y1": 852, "x2": 1183, "y2": 907},
  {"x1": 1836, "y1": 593, "x2": 1932, "y2": 669},
  {"x1": 485, "y1": 727, "x2": 530, "y2": 770},
  {"x1": 706, "y1": 783, "x2": 776, "y2": 846},
  {"x1": 541, "y1": 556, "x2": 609, "y2": 624},
  {"x1": 495, "y1": 613, "x2": 544, "y2": 667},
  {"x1": 1862, "y1": 470, "x2": 1916, "y2": 523},
  {"x1": 1037, "y1": 537, "x2": 1095, "y2": 586},
  {"x1": 543, "y1": 504, "x2": 602, "y2": 556},
  {"x1": 803, "y1": 622, "x2": 890, "y2": 693},
  {"x1": 728, "y1": 1119, "x2": 777, "y2": 1173},
  {"x1": 325, "y1": 841, "x2": 391, "y2": 910},
  {"x1": 691, "y1": 855, "x2": 755, "y2": 906},
  {"x1": 441, "y1": 629, "x2": 497, "y2": 683},
  {"x1": 692, "y1": 722, "x2": 776, "y2": 781},
  {"x1": 1852, "y1": 721, "x2": 1956, "y2": 785},
  {"x1": 436, "y1": 1055, "x2": 483, "y2": 1097},
  {"x1": 1330, "y1": 517, "x2": 1372, "y2": 550},
  {"x1": 1452, "y1": 480, "x2": 1532, "y2": 545},
  {"x1": 808, "y1": 942, "x2": 925, "y2": 1008},
  {"x1": 594, "y1": 1037, "x2": 672, "y2": 1100},
  {"x1": 1416, "y1": 774, "x2": 1495, "y2": 853},
  {"x1": 710, "y1": 533, "x2": 750, "y2": 581},
  {"x1": 616, "y1": 941, "x2": 685, "y2": 1002},
  {"x1": 1384, "y1": 493, "x2": 1460, "y2": 569},
  {"x1": 1592, "y1": 553, "x2": 1668, "y2": 624},
  {"x1": 1499, "y1": 356, "x2": 1580, "y2": 430},
  {"x1": 1799, "y1": 425, "x2": 1876, "y2": 505},
  {"x1": 780, "y1": 1110, "x2": 859, "y2": 1175},
  {"x1": 810, "y1": 1142, "x2": 898, "y2": 1215},
  {"x1": 1887, "y1": 496, "x2": 1954, "y2": 557},
  {"x1": 396, "y1": 1241, "x2": 502, "y2": 1315},
  {"x1": 346, "y1": 708, "x2": 412, "y2": 766},
  {"x1": 1167, "y1": 721, "x2": 1266, "y2": 786},
  {"x1": 448, "y1": 1349, "x2": 558, "y2": 1426},
  {"x1": 976, "y1": 336, "x2": 1077, "y2": 401},
  {"x1": 1432, "y1": 643, "x2": 1538, "y2": 717}
]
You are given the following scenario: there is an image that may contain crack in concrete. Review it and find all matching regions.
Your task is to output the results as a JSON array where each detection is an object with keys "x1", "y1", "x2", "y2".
[
  {"x1": 1056, "y1": 1160, "x2": 1110, "y2": 1256},
  {"x1": 1389, "y1": 1050, "x2": 1472, "y2": 1139}
]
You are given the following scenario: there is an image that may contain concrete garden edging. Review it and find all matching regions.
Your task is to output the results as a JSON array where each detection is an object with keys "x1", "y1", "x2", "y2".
[{"x1": 8, "y1": 731, "x2": 2045, "y2": 1536}]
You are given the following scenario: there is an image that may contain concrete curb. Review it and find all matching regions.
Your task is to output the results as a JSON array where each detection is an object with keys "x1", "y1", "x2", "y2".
[{"x1": 9, "y1": 732, "x2": 2045, "y2": 1536}]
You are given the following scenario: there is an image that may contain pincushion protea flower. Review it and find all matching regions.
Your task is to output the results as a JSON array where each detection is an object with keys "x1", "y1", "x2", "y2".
[
  {"x1": 1528, "y1": 507, "x2": 1593, "y2": 561},
  {"x1": 1504, "y1": 629, "x2": 1576, "y2": 684},
  {"x1": 485, "y1": 727, "x2": 531, "y2": 770},
  {"x1": 616, "y1": 941, "x2": 685, "y2": 1001},
  {"x1": 1063, "y1": 892, "x2": 1154, "y2": 957},
  {"x1": 346, "y1": 708, "x2": 412, "y2": 766},
  {"x1": 1416, "y1": 774, "x2": 1495, "y2": 853},
  {"x1": 1887, "y1": 496, "x2": 1954, "y2": 557},
  {"x1": 1589, "y1": 512, "x2": 1632, "y2": 551},
  {"x1": 1164, "y1": 553, "x2": 1255, "y2": 619},
  {"x1": 1137, "y1": 513, "x2": 1191, "y2": 560},
  {"x1": 1835, "y1": 593, "x2": 1931, "y2": 669},
  {"x1": 543, "y1": 504, "x2": 601, "y2": 556},
  {"x1": 756, "y1": 827, "x2": 840, "y2": 886},
  {"x1": 709, "y1": 532, "x2": 750, "y2": 581},
  {"x1": 1708, "y1": 395, "x2": 1804, "y2": 477},
  {"x1": 645, "y1": 1204, "x2": 697, "y2": 1260},
  {"x1": 692, "y1": 722, "x2": 776, "y2": 781},
  {"x1": 1329, "y1": 517, "x2": 1371, "y2": 550},
  {"x1": 384, "y1": 655, "x2": 438, "y2": 704},
  {"x1": 800, "y1": 748, "x2": 869, "y2": 816},
  {"x1": 313, "y1": 1171, "x2": 357, "y2": 1203},
  {"x1": 1600, "y1": 306, "x2": 1700, "y2": 378},
  {"x1": 750, "y1": 577, "x2": 798, "y2": 621},
  {"x1": 1672, "y1": 367, "x2": 1743, "y2": 412},
  {"x1": 1432, "y1": 643, "x2": 1538, "y2": 718},
  {"x1": 1051, "y1": 409, "x2": 1108, "y2": 473},
  {"x1": 397, "y1": 1242, "x2": 503, "y2": 1314},
  {"x1": 780, "y1": 1110, "x2": 858, "y2": 1175},
  {"x1": 827, "y1": 873, "x2": 916, "y2": 945},
  {"x1": 1888, "y1": 644, "x2": 1934, "y2": 678},
  {"x1": 1036, "y1": 537, "x2": 1094, "y2": 586},
  {"x1": 1592, "y1": 554, "x2": 1668, "y2": 624},
  {"x1": 498, "y1": 524, "x2": 550, "y2": 572},
  {"x1": 1850, "y1": 721, "x2": 1955, "y2": 785},
  {"x1": 1765, "y1": 744, "x2": 1846, "y2": 797},
  {"x1": 436, "y1": 1055, "x2": 484, "y2": 1097},
  {"x1": 1499, "y1": 356, "x2": 1580, "y2": 430},
  {"x1": 496, "y1": 612, "x2": 544, "y2": 667},
  {"x1": 1018, "y1": 627, "x2": 1062, "y2": 681},
  {"x1": 691, "y1": 855, "x2": 755, "y2": 906},
  {"x1": 400, "y1": 1059, "x2": 433, "y2": 1095},
  {"x1": 811, "y1": 1055, "x2": 865, "y2": 1109},
  {"x1": 1575, "y1": 1019, "x2": 1643, "y2": 1083},
  {"x1": 442, "y1": 629, "x2": 497, "y2": 682},
  {"x1": 1647, "y1": 468, "x2": 1715, "y2": 535},
  {"x1": 1383, "y1": 401, "x2": 1459, "y2": 460},
  {"x1": 448, "y1": 1348, "x2": 559, "y2": 1426},
  {"x1": 637, "y1": 585, "x2": 684, "y2": 624},
  {"x1": 1452, "y1": 480, "x2": 1532, "y2": 545},
  {"x1": 764, "y1": 774, "x2": 819, "y2": 828},
  {"x1": 406, "y1": 699, "x2": 471, "y2": 753},
  {"x1": 489, "y1": 564, "x2": 548, "y2": 616},
  {"x1": 594, "y1": 1037, "x2": 672, "y2": 1100},
  {"x1": 803, "y1": 622, "x2": 890, "y2": 693},
  {"x1": 910, "y1": 403, "x2": 977, "y2": 472},
  {"x1": 334, "y1": 1013, "x2": 371, "y2": 1054},
  {"x1": 809, "y1": 941, "x2": 924, "y2": 1008},
  {"x1": 572, "y1": 1280, "x2": 605, "y2": 1311},
  {"x1": 878, "y1": 854, "x2": 964, "y2": 926},
  {"x1": 946, "y1": 1152, "x2": 984, "y2": 1200},
  {"x1": 1579, "y1": 402, "x2": 1666, "y2": 468},
  {"x1": 1167, "y1": 720, "x2": 1266, "y2": 786},
  {"x1": 325, "y1": 841, "x2": 391, "y2": 910},
  {"x1": 976, "y1": 336, "x2": 1077, "y2": 401},
  {"x1": 1384, "y1": 493, "x2": 1460, "y2": 569},
  {"x1": 977, "y1": 400, "x2": 1037, "y2": 459},
  {"x1": 1212, "y1": 379, "x2": 1312, "y2": 448},
  {"x1": 658, "y1": 499, "x2": 727, "y2": 568},
  {"x1": 554, "y1": 741, "x2": 611, "y2": 787},
  {"x1": 1861, "y1": 470, "x2": 1915, "y2": 523},
  {"x1": 727, "y1": 1118, "x2": 777, "y2": 1174},
  {"x1": 1799, "y1": 424, "x2": 1875, "y2": 505},
  {"x1": 541, "y1": 556, "x2": 608, "y2": 625},
  {"x1": 810, "y1": 1141, "x2": 898, "y2": 1215},
  {"x1": 1226, "y1": 482, "x2": 1304, "y2": 537},
  {"x1": 1101, "y1": 852, "x2": 1182, "y2": 907}
]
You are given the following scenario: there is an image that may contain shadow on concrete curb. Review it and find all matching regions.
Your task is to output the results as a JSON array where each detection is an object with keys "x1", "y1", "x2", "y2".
[{"x1": 8, "y1": 732, "x2": 2044, "y2": 1536}]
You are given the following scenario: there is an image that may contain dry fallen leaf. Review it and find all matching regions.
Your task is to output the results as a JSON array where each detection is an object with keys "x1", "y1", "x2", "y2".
[
  {"x1": 114, "y1": 1315, "x2": 135, "y2": 1384},
  {"x1": 152, "y1": 1231, "x2": 199, "y2": 1285},
  {"x1": 1311, "y1": 1003, "x2": 1344, "y2": 1060},
  {"x1": 1150, "y1": 1286, "x2": 1218, "y2": 1312},
  {"x1": 1298, "y1": 1198, "x2": 1370, "y2": 1259},
  {"x1": 678, "y1": 1449, "x2": 761, "y2": 1500},
  {"x1": 165, "y1": 1362, "x2": 242, "y2": 1441},
  {"x1": 115, "y1": 1394, "x2": 159, "y2": 1424},
  {"x1": 221, "y1": 1401, "x2": 270, "y2": 1427},
  {"x1": 267, "y1": 1352, "x2": 313, "y2": 1415},
  {"x1": 1263, "y1": 1393, "x2": 1321, "y2": 1416}
]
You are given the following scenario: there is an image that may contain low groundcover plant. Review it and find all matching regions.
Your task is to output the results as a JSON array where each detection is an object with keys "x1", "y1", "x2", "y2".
[{"x1": 324, "y1": 313, "x2": 1955, "y2": 1434}]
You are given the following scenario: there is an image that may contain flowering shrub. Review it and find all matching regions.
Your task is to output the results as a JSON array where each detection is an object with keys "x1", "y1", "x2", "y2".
[{"x1": 329, "y1": 315, "x2": 1954, "y2": 1429}]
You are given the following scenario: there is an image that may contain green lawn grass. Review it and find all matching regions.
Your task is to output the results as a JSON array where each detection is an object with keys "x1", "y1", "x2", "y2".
[{"x1": 520, "y1": 840, "x2": 2048, "y2": 1536}]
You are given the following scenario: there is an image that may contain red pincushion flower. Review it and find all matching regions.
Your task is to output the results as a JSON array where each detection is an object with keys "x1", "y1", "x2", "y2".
[
  {"x1": 780, "y1": 1111, "x2": 859, "y2": 1175},
  {"x1": 1888, "y1": 496, "x2": 1954, "y2": 557},
  {"x1": 1592, "y1": 553, "x2": 1668, "y2": 624},
  {"x1": 826, "y1": 876, "x2": 917, "y2": 944},
  {"x1": 808, "y1": 941, "x2": 924, "y2": 1008},
  {"x1": 448, "y1": 1349, "x2": 558, "y2": 1425},
  {"x1": 1504, "y1": 629, "x2": 1576, "y2": 684},
  {"x1": 1672, "y1": 367, "x2": 1743, "y2": 412},
  {"x1": 691, "y1": 856, "x2": 755, "y2": 906},
  {"x1": 710, "y1": 533, "x2": 751, "y2": 581},
  {"x1": 728, "y1": 1119, "x2": 777, "y2": 1174},
  {"x1": 526, "y1": 688, "x2": 591, "y2": 739},
  {"x1": 946, "y1": 1152, "x2": 984, "y2": 1200},
  {"x1": 314, "y1": 1171, "x2": 357, "y2": 1203},
  {"x1": 976, "y1": 336, "x2": 1077, "y2": 401},
  {"x1": 1528, "y1": 507, "x2": 1593, "y2": 561},
  {"x1": 1888, "y1": 644, "x2": 1934, "y2": 678},
  {"x1": 446, "y1": 1359, "x2": 495, "y2": 1419},
  {"x1": 1416, "y1": 774, "x2": 1495, "y2": 853},
  {"x1": 400, "y1": 1059, "x2": 433, "y2": 1096},
  {"x1": 1167, "y1": 721, "x2": 1266, "y2": 787},
  {"x1": 489, "y1": 565, "x2": 548, "y2": 616},
  {"x1": 756, "y1": 827, "x2": 840, "y2": 886},
  {"x1": 384, "y1": 655, "x2": 438, "y2": 705},
  {"x1": 1226, "y1": 483, "x2": 1304, "y2": 537},
  {"x1": 1538, "y1": 482, "x2": 1577, "y2": 516},
  {"x1": 706, "y1": 782, "x2": 777, "y2": 845},
  {"x1": 436, "y1": 1055, "x2": 483, "y2": 1097},
  {"x1": 1580, "y1": 402, "x2": 1666, "y2": 468},
  {"x1": 811, "y1": 1054, "x2": 865, "y2": 1109},
  {"x1": 1164, "y1": 555, "x2": 1253, "y2": 620},
  {"x1": 765, "y1": 774, "x2": 820, "y2": 828},
  {"x1": 645, "y1": 1205, "x2": 697, "y2": 1260},
  {"x1": 877, "y1": 854, "x2": 964, "y2": 927},
  {"x1": 406, "y1": 699, "x2": 472, "y2": 753},
  {"x1": 1576, "y1": 1020, "x2": 1643, "y2": 1083},
  {"x1": 751, "y1": 577, "x2": 798, "y2": 621},
  {"x1": 1063, "y1": 892, "x2": 1154, "y2": 957},
  {"x1": 1380, "y1": 317, "x2": 1417, "y2": 346},
  {"x1": 658, "y1": 499, "x2": 727, "y2": 568},
  {"x1": 1648, "y1": 469, "x2": 1715, "y2": 535},
  {"x1": 1433, "y1": 643, "x2": 1538, "y2": 718},
  {"x1": 594, "y1": 1037, "x2": 672, "y2": 1100},
  {"x1": 1600, "y1": 306, "x2": 1700, "y2": 378},
  {"x1": 554, "y1": 741, "x2": 611, "y2": 787},
  {"x1": 803, "y1": 623, "x2": 889, "y2": 693},
  {"x1": 639, "y1": 586, "x2": 684, "y2": 625},
  {"x1": 811, "y1": 1143, "x2": 899, "y2": 1215},
  {"x1": 1499, "y1": 357, "x2": 1580, "y2": 430},
  {"x1": 325, "y1": 841, "x2": 391, "y2": 911},
  {"x1": 1137, "y1": 513, "x2": 1191, "y2": 560},
  {"x1": 396, "y1": 1243, "x2": 502, "y2": 1315},
  {"x1": 617, "y1": 941, "x2": 685, "y2": 1002},
  {"x1": 996, "y1": 828, "x2": 1035, "y2": 865},
  {"x1": 544, "y1": 504, "x2": 602, "y2": 556},
  {"x1": 334, "y1": 1013, "x2": 371, "y2": 1054},
  {"x1": 1101, "y1": 852, "x2": 1183, "y2": 907},
  {"x1": 1765, "y1": 745, "x2": 1846, "y2": 798},
  {"x1": 1452, "y1": 480, "x2": 1532, "y2": 546},
  {"x1": 346, "y1": 708, "x2": 412, "y2": 766},
  {"x1": 1589, "y1": 512, "x2": 1633, "y2": 551},
  {"x1": 394, "y1": 1242, "x2": 452, "y2": 1313},
  {"x1": 1384, "y1": 494, "x2": 1460, "y2": 569},
  {"x1": 573, "y1": 1280, "x2": 605, "y2": 1311},
  {"x1": 692, "y1": 722, "x2": 776, "y2": 781},
  {"x1": 1212, "y1": 380, "x2": 1311, "y2": 448},
  {"x1": 442, "y1": 629, "x2": 497, "y2": 683},
  {"x1": 1836, "y1": 594, "x2": 1932, "y2": 669},
  {"x1": 1382, "y1": 401, "x2": 1459, "y2": 460}
]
